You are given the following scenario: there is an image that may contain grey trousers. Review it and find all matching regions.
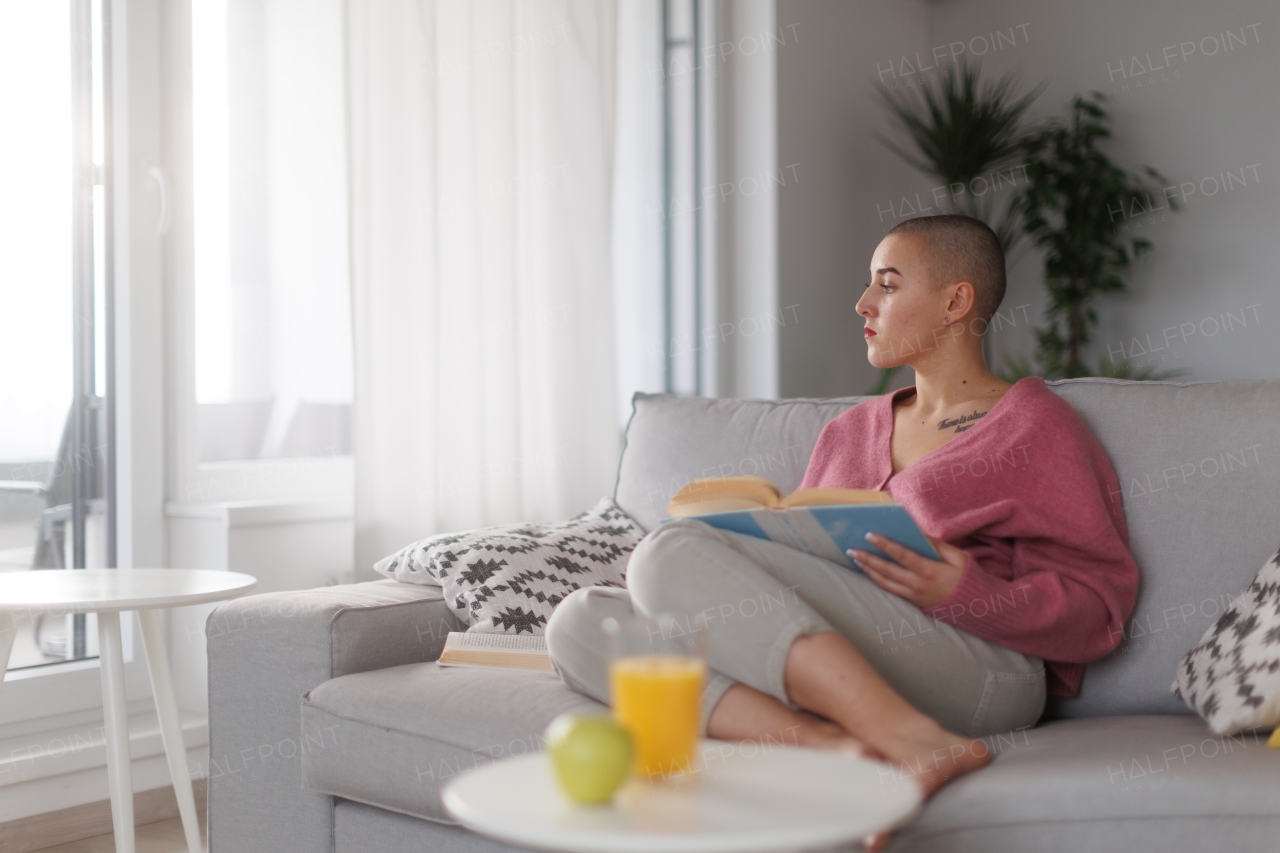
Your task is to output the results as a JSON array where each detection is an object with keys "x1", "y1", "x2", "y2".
[{"x1": 545, "y1": 517, "x2": 1046, "y2": 739}]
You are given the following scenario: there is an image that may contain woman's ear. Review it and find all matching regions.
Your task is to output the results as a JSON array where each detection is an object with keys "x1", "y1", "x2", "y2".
[{"x1": 947, "y1": 281, "x2": 977, "y2": 320}]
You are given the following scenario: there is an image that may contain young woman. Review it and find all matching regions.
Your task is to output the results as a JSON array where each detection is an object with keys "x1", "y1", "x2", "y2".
[{"x1": 546, "y1": 215, "x2": 1138, "y2": 850}]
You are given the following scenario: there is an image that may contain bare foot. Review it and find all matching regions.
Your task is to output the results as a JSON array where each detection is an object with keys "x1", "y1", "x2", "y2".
[
  {"x1": 857, "y1": 723, "x2": 989, "y2": 851},
  {"x1": 791, "y1": 715, "x2": 881, "y2": 760},
  {"x1": 875, "y1": 719, "x2": 990, "y2": 799},
  {"x1": 788, "y1": 716, "x2": 897, "y2": 851}
]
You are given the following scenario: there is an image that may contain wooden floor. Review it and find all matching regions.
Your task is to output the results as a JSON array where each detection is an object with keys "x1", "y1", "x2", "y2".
[{"x1": 30, "y1": 813, "x2": 205, "y2": 853}]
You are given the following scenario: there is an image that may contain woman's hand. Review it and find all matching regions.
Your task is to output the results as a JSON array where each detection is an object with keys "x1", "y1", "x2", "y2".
[{"x1": 847, "y1": 532, "x2": 967, "y2": 608}]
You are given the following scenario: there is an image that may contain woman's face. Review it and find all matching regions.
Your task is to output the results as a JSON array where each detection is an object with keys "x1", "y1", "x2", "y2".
[{"x1": 856, "y1": 233, "x2": 954, "y2": 370}]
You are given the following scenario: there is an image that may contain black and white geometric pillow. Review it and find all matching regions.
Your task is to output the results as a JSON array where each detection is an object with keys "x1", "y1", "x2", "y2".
[
  {"x1": 373, "y1": 496, "x2": 643, "y2": 635},
  {"x1": 1172, "y1": 545, "x2": 1280, "y2": 735}
]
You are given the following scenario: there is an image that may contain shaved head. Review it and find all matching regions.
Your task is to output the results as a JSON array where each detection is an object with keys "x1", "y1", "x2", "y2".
[{"x1": 886, "y1": 215, "x2": 1006, "y2": 324}]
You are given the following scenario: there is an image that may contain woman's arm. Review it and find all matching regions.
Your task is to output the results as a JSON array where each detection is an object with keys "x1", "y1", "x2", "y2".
[
  {"x1": 919, "y1": 527, "x2": 1137, "y2": 663},
  {"x1": 850, "y1": 525, "x2": 1136, "y2": 664}
]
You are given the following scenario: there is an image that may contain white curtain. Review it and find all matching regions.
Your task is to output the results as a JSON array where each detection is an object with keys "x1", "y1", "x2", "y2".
[{"x1": 347, "y1": 0, "x2": 620, "y2": 573}]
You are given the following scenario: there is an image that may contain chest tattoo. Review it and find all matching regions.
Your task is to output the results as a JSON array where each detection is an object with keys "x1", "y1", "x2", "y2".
[{"x1": 938, "y1": 409, "x2": 988, "y2": 433}]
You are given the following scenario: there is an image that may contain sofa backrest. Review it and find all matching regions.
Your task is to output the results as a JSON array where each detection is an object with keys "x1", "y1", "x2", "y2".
[
  {"x1": 614, "y1": 392, "x2": 861, "y2": 532},
  {"x1": 612, "y1": 378, "x2": 1280, "y2": 719}
]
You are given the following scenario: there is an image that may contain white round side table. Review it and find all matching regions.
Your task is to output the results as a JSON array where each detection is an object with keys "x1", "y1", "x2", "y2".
[
  {"x1": 0, "y1": 569, "x2": 257, "y2": 853},
  {"x1": 442, "y1": 739, "x2": 922, "y2": 853}
]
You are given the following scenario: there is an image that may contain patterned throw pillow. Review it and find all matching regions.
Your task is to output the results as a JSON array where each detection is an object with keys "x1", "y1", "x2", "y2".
[
  {"x1": 373, "y1": 496, "x2": 643, "y2": 635},
  {"x1": 1172, "y1": 546, "x2": 1280, "y2": 735}
]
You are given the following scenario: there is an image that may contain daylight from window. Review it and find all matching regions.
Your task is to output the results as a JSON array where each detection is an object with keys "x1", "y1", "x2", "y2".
[
  {"x1": 0, "y1": 3, "x2": 72, "y2": 464},
  {"x1": 190, "y1": 0, "x2": 353, "y2": 462}
]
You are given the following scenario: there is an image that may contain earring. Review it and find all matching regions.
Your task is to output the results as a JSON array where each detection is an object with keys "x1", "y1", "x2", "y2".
[{"x1": 943, "y1": 317, "x2": 949, "y2": 324}]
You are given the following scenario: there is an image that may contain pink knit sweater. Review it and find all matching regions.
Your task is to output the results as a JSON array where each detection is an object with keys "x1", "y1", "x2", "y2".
[{"x1": 798, "y1": 376, "x2": 1138, "y2": 696}]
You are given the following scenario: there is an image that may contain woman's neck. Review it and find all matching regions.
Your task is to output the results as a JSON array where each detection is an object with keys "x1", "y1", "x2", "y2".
[{"x1": 902, "y1": 354, "x2": 1011, "y2": 415}]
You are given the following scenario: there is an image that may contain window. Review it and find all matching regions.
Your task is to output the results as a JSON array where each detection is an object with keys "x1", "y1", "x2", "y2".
[
  {"x1": 661, "y1": 0, "x2": 718, "y2": 397},
  {"x1": 190, "y1": 0, "x2": 352, "y2": 465},
  {"x1": 612, "y1": 0, "x2": 720, "y2": 427},
  {"x1": 0, "y1": 0, "x2": 114, "y2": 667}
]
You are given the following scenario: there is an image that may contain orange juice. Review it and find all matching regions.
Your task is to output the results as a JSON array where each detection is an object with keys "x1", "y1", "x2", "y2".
[{"x1": 610, "y1": 655, "x2": 705, "y2": 780}]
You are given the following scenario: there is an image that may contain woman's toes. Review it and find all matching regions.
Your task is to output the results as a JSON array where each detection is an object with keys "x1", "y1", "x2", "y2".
[
  {"x1": 878, "y1": 730, "x2": 991, "y2": 799},
  {"x1": 862, "y1": 830, "x2": 892, "y2": 851}
]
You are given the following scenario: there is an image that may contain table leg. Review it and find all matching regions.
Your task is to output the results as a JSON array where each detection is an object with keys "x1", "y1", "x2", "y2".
[
  {"x1": 98, "y1": 610, "x2": 135, "y2": 853},
  {"x1": 0, "y1": 610, "x2": 15, "y2": 693},
  {"x1": 138, "y1": 608, "x2": 203, "y2": 853}
]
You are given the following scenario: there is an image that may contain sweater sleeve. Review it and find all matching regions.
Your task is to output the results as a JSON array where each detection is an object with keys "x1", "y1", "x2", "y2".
[
  {"x1": 917, "y1": 410, "x2": 1138, "y2": 666},
  {"x1": 920, "y1": 526, "x2": 1134, "y2": 663}
]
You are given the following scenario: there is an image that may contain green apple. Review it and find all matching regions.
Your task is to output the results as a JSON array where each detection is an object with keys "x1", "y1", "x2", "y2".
[{"x1": 544, "y1": 712, "x2": 633, "y2": 805}]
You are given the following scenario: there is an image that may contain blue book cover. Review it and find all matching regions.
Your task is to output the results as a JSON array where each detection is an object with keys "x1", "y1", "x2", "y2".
[{"x1": 663, "y1": 504, "x2": 940, "y2": 573}]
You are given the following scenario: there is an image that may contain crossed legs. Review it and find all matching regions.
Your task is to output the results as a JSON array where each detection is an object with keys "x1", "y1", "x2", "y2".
[
  {"x1": 548, "y1": 519, "x2": 1043, "y2": 848},
  {"x1": 706, "y1": 632, "x2": 991, "y2": 796}
]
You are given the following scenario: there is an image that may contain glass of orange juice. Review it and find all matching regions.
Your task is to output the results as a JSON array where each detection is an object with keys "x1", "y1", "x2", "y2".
[{"x1": 603, "y1": 613, "x2": 707, "y2": 782}]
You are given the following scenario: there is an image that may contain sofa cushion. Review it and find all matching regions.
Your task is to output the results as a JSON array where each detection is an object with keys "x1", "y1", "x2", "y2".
[
  {"x1": 372, "y1": 497, "x2": 642, "y2": 635},
  {"x1": 614, "y1": 380, "x2": 1280, "y2": 718},
  {"x1": 895, "y1": 714, "x2": 1277, "y2": 846},
  {"x1": 335, "y1": 799, "x2": 531, "y2": 853},
  {"x1": 301, "y1": 662, "x2": 605, "y2": 822},
  {"x1": 1173, "y1": 543, "x2": 1280, "y2": 734},
  {"x1": 313, "y1": 674, "x2": 1276, "y2": 847},
  {"x1": 334, "y1": 794, "x2": 1280, "y2": 853}
]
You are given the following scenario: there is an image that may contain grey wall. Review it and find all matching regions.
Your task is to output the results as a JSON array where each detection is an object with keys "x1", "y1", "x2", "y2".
[
  {"x1": 776, "y1": 0, "x2": 1280, "y2": 397},
  {"x1": 776, "y1": 0, "x2": 930, "y2": 398}
]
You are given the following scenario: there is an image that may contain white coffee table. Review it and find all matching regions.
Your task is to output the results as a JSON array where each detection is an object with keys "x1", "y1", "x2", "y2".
[
  {"x1": 0, "y1": 569, "x2": 257, "y2": 853},
  {"x1": 442, "y1": 739, "x2": 922, "y2": 853}
]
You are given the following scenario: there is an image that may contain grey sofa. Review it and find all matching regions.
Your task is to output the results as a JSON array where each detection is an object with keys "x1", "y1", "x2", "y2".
[{"x1": 207, "y1": 378, "x2": 1280, "y2": 852}]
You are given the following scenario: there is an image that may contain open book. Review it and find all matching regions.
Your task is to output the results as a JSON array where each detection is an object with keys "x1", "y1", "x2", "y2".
[
  {"x1": 665, "y1": 476, "x2": 940, "y2": 571},
  {"x1": 437, "y1": 631, "x2": 555, "y2": 673}
]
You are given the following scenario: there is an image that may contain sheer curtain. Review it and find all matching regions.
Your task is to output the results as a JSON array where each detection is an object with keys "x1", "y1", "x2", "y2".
[{"x1": 347, "y1": 0, "x2": 620, "y2": 573}]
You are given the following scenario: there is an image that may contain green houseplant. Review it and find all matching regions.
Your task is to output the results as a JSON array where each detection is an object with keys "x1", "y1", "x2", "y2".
[
  {"x1": 1004, "y1": 91, "x2": 1185, "y2": 381},
  {"x1": 869, "y1": 68, "x2": 1187, "y2": 392},
  {"x1": 875, "y1": 61, "x2": 1042, "y2": 251}
]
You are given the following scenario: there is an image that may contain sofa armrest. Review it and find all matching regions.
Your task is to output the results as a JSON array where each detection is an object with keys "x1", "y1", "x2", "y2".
[{"x1": 206, "y1": 579, "x2": 461, "y2": 853}]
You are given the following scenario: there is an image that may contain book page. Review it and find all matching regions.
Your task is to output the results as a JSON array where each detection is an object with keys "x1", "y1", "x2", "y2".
[
  {"x1": 779, "y1": 487, "x2": 893, "y2": 507},
  {"x1": 449, "y1": 632, "x2": 548, "y2": 653},
  {"x1": 667, "y1": 476, "x2": 781, "y2": 514},
  {"x1": 667, "y1": 497, "x2": 774, "y2": 517}
]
